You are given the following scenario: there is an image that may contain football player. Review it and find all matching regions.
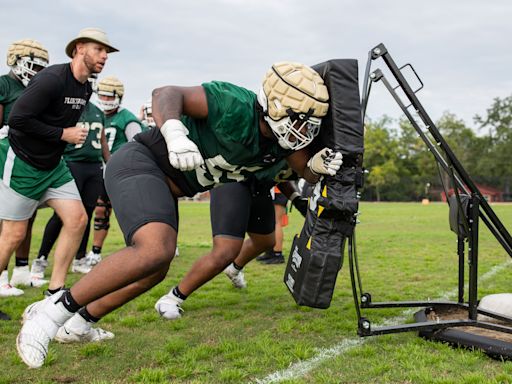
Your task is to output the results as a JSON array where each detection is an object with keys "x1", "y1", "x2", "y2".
[
  {"x1": 0, "y1": 26, "x2": 116, "y2": 329},
  {"x1": 140, "y1": 99, "x2": 156, "y2": 129},
  {"x1": 156, "y1": 175, "x2": 307, "y2": 319},
  {"x1": 0, "y1": 39, "x2": 50, "y2": 318},
  {"x1": 256, "y1": 185, "x2": 289, "y2": 264},
  {"x1": 17, "y1": 61, "x2": 342, "y2": 368},
  {"x1": 84, "y1": 76, "x2": 145, "y2": 269}
]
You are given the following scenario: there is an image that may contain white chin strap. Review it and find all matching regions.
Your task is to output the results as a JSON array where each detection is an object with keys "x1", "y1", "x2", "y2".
[{"x1": 12, "y1": 56, "x2": 48, "y2": 87}]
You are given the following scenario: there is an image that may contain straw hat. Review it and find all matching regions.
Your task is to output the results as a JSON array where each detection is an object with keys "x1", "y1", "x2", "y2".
[{"x1": 65, "y1": 27, "x2": 119, "y2": 58}]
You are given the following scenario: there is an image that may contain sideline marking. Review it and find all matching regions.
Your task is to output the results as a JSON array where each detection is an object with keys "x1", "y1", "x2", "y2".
[{"x1": 255, "y1": 260, "x2": 512, "y2": 383}]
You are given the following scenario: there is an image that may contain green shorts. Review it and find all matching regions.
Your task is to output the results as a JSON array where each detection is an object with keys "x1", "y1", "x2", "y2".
[{"x1": 0, "y1": 138, "x2": 80, "y2": 220}]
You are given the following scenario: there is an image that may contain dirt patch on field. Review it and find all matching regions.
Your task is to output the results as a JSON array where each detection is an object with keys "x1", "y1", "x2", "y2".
[{"x1": 426, "y1": 306, "x2": 512, "y2": 343}]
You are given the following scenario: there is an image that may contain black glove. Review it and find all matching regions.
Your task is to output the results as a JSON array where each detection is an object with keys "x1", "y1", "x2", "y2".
[{"x1": 290, "y1": 193, "x2": 308, "y2": 217}]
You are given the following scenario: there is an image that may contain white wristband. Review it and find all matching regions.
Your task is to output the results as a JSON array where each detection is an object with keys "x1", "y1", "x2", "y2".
[{"x1": 160, "y1": 119, "x2": 189, "y2": 140}]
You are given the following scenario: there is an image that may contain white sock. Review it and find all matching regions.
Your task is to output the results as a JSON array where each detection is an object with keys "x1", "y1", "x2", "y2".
[
  {"x1": 66, "y1": 313, "x2": 92, "y2": 334},
  {"x1": 0, "y1": 270, "x2": 9, "y2": 285}
]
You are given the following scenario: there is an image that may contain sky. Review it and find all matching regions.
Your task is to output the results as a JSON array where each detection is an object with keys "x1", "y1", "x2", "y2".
[{"x1": 2, "y1": 0, "x2": 511, "y2": 132}]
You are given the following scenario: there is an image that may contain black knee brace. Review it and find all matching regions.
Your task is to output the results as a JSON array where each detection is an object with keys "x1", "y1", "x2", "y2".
[{"x1": 94, "y1": 201, "x2": 111, "y2": 230}]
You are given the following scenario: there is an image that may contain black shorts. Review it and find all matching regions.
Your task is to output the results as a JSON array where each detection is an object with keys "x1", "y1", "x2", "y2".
[
  {"x1": 104, "y1": 141, "x2": 178, "y2": 245},
  {"x1": 66, "y1": 161, "x2": 104, "y2": 210},
  {"x1": 210, "y1": 181, "x2": 275, "y2": 239},
  {"x1": 97, "y1": 181, "x2": 109, "y2": 204},
  {"x1": 273, "y1": 192, "x2": 288, "y2": 207}
]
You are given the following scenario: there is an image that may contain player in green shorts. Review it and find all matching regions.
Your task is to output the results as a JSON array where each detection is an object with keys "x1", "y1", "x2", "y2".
[
  {"x1": 0, "y1": 39, "x2": 50, "y2": 318},
  {"x1": 0, "y1": 28, "x2": 117, "y2": 326}
]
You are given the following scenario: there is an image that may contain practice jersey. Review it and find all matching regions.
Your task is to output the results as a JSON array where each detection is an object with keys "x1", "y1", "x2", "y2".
[
  {"x1": 8, "y1": 63, "x2": 92, "y2": 170},
  {"x1": 63, "y1": 102, "x2": 105, "y2": 163},
  {"x1": 135, "y1": 81, "x2": 292, "y2": 196},
  {"x1": 104, "y1": 108, "x2": 142, "y2": 154},
  {"x1": 0, "y1": 74, "x2": 24, "y2": 126}
]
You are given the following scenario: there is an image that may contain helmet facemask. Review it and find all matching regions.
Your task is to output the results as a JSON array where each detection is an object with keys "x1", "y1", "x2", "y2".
[
  {"x1": 12, "y1": 56, "x2": 48, "y2": 87},
  {"x1": 258, "y1": 88, "x2": 321, "y2": 150},
  {"x1": 97, "y1": 76, "x2": 124, "y2": 113},
  {"x1": 97, "y1": 91, "x2": 121, "y2": 112},
  {"x1": 7, "y1": 40, "x2": 49, "y2": 87}
]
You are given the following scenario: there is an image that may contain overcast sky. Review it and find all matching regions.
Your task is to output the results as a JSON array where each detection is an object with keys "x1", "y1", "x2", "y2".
[{"x1": 2, "y1": 0, "x2": 511, "y2": 131}]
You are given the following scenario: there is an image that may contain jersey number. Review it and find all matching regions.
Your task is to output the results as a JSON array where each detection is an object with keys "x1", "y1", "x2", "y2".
[
  {"x1": 75, "y1": 122, "x2": 103, "y2": 149},
  {"x1": 195, "y1": 155, "x2": 262, "y2": 188},
  {"x1": 104, "y1": 127, "x2": 117, "y2": 151}
]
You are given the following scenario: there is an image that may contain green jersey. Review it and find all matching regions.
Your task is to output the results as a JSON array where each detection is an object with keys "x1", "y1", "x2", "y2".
[
  {"x1": 63, "y1": 102, "x2": 105, "y2": 163},
  {"x1": 104, "y1": 108, "x2": 141, "y2": 154},
  {"x1": 0, "y1": 74, "x2": 24, "y2": 126},
  {"x1": 181, "y1": 81, "x2": 292, "y2": 192}
]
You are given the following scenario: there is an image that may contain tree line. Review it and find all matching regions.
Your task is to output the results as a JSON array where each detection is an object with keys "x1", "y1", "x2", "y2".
[{"x1": 362, "y1": 95, "x2": 512, "y2": 201}]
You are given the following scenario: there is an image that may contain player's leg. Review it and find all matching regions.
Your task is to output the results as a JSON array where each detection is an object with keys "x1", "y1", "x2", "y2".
[
  {"x1": 0, "y1": 173, "x2": 39, "y2": 315},
  {"x1": 45, "y1": 193, "x2": 87, "y2": 290},
  {"x1": 69, "y1": 161, "x2": 105, "y2": 273},
  {"x1": 155, "y1": 182, "x2": 252, "y2": 319},
  {"x1": 80, "y1": 162, "x2": 105, "y2": 267},
  {"x1": 260, "y1": 200, "x2": 287, "y2": 264},
  {"x1": 11, "y1": 213, "x2": 47, "y2": 287},
  {"x1": 89, "y1": 191, "x2": 111, "y2": 260},
  {"x1": 225, "y1": 184, "x2": 276, "y2": 285},
  {"x1": 0, "y1": 219, "x2": 29, "y2": 296},
  {"x1": 17, "y1": 141, "x2": 178, "y2": 367}
]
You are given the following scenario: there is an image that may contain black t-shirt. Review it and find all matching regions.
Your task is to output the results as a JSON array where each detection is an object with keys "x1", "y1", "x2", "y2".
[{"x1": 8, "y1": 63, "x2": 92, "y2": 170}]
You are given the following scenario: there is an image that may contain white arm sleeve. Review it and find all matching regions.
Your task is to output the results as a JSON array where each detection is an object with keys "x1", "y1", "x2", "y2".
[{"x1": 125, "y1": 122, "x2": 143, "y2": 142}]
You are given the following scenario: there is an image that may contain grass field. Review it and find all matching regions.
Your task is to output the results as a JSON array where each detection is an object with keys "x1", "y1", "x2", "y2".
[{"x1": 1, "y1": 202, "x2": 512, "y2": 383}]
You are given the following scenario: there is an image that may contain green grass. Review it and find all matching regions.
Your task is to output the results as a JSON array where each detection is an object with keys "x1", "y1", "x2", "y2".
[{"x1": 1, "y1": 202, "x2": 512, "y2": 383}]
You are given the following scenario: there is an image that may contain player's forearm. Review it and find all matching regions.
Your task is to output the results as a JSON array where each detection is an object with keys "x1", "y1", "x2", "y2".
[{"x1": 152, "y1": 86, "x2": 184, "y2": 128}]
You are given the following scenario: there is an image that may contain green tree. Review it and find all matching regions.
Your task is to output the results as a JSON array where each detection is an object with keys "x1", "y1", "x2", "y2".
[
  {"x1": 474, "y1": 95, "x2": 512, "y2": 194},
  {"x1": 363, "y1": 117, "x2": 401, "y2": 201}
]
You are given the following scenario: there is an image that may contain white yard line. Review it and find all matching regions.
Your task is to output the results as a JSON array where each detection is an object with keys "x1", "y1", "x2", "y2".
[{"x1": 255, "y1": 259, "x2": 512, "y2": 384}]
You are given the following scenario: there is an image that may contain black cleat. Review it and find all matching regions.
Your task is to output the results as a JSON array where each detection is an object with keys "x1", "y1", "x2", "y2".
[
  {"x1": 0, "y1": 310, "x2": 11, "y2": 320},
  {"x1": 256, "y1": 251, "x2": 275, "y2": 262},
  {"x1": 260, "y1": 255, "x2": 285, "y2": 264}
]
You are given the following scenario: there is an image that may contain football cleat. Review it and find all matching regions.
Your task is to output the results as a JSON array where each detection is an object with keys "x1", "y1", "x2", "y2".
[
  {"x1": 71, "y1": 258, "x2": 92, "y2": 274},
  {"x1": 0, "y1": 283, "x2": 24, "y2": 297},
  {"x1": 10, "y1": 266, "x2": 31, "y2": 287},
  {"x1": 224, "y1": 263, "x2": 247, "y2": 289},
  {"x1": 0, "y1": 310, "x2": 11, "y2": 321},
  {"x1": 11, "y1": 266, "x2": 48, "y2": 288},
  {"x1": 155, "y1": 291, "x2": 184, "y2": 320},
  {"x1": 22, "y1": 290, "x2": 56, "y2": 324},
  {"x1": 260, "y1": 254, "x2": 285, "y2": 265},
  {"x1": 17, "y1": 290, "x2": 74, "y2": 368},
  {"x1": 31, "y1": 258, "x2": 48, "y2": 279},
  {"x1": 55, "y1": 314, "x2": 114, "y2": 343},
  {"x1": 85, "y1": 251, "x2": 102, "y2": 266}
]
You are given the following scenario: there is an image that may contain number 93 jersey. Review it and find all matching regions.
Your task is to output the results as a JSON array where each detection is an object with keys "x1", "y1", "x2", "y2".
[
  {"x1": 63, "y1": 102, "x2": 105, "y2": 163},
  {"x1": 181, "y1": 81, "x2": 292, "y2": 192}
]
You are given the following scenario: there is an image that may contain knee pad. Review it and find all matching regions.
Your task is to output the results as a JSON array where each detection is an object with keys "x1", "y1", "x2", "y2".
[{"x1": 94, "y1": 216, "x2": 110, "y2": 231}]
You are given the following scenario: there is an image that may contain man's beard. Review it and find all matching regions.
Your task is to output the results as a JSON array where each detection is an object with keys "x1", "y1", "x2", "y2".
[{"x1": 84, "y1": 52, "x2": 101, "y2": 74}]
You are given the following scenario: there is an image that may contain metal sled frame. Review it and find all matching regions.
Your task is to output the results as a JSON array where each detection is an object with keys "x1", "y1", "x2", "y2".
[{"x1": 351, "y1": 43, "x2": 512, "y2": 341}]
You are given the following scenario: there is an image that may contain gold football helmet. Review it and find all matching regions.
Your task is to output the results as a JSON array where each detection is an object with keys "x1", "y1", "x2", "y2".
[{"x1": 257, "y1": 62, "x2": 329, "y2": 150}]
